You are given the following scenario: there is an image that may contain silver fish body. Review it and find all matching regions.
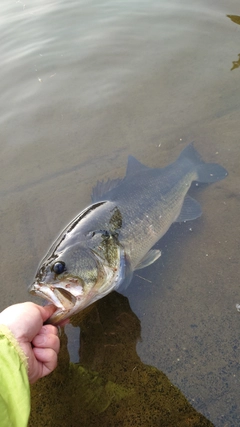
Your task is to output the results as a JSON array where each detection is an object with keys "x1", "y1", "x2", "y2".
[{"x1": 29, "y1": 144, "x2": 228, "y2": 324}]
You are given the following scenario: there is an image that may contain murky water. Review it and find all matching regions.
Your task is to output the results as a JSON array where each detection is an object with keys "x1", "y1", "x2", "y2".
[{"x1": 1, "y1": 0, "x2": 240, "y2": 425}]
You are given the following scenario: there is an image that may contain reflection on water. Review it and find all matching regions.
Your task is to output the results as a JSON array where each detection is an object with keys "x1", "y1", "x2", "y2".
[
  {"x1": 29, "y1": 292, "x2": 214, "y2": 426},
  {"x1": 227, "y1": 14, "x2": 240, "y2": 25},
  {"x1": 231, "y1": 54, "x2": 240, "y2": 71},
  {"x1": 227, "y1": 15, "x2": 240, "y2": 70}
]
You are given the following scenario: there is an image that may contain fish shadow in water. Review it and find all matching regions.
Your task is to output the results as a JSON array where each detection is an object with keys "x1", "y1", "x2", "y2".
[{"x1": 30, "y1": 292, "x2": 214, "y2": 427}]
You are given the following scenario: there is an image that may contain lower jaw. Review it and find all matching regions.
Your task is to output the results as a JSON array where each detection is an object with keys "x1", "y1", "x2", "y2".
[{"x1": 45, "y1": 306, "x2": 72, "y2": 325}]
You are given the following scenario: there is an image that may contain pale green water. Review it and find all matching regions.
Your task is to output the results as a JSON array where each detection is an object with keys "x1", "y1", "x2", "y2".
[{"x1": 0, "y1": 0, "x2": 240, "y2": 425}]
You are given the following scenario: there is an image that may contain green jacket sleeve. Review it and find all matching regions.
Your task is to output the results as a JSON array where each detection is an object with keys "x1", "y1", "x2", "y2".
[{"x1": 0, "y1": 325, "x2": 30, "y2": 427}]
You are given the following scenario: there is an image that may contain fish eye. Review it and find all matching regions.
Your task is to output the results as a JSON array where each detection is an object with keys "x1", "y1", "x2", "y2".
[{"x1": 52, "y1": 261, "x2": 65, "y2": 275}]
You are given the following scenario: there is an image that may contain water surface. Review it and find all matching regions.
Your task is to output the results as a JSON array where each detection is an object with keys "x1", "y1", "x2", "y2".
[{"x1": 0, "y1": 0, "x2": 240, "y2": 425}]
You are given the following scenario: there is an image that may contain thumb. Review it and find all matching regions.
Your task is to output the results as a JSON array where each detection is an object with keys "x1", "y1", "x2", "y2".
[{"x1": 37, "y1": 304, "x2": 57, "y2": 323}]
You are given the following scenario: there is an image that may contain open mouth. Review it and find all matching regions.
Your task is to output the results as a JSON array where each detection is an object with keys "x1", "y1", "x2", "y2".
[
  {"x1": 51, "y1": 287, "x2": 77, "y2": 309},
  {"x1": 29, "y1": 282, "x2": 80, "y2": 325},
  {"x1": 29, "y1": 282, "x2": 77, "y2": 310}
]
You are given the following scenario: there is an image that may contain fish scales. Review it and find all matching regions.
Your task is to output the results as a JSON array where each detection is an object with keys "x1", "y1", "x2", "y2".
[
  {"x1": 108, "y1": 168, "x2": 199, "y2": 268},
  {"x1": 29, "y1": 143, "x2": 228, "y2": 324}
]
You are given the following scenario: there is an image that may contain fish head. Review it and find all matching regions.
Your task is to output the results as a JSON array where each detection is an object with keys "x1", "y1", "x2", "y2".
[{"x1": 29, "y1": 240, "x2": 125, "y2": 325}]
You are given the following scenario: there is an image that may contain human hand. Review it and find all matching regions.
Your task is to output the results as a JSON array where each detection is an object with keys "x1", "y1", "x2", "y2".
[{"x1": 0, "y1": 302, "x2": 60, "y2": 383}]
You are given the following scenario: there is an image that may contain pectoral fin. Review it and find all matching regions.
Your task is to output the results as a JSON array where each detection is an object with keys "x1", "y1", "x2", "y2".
[
  {"x1": 115, "y1": 252, "x2": 133, "y2": 291},
  {"x1": 175, "y1": 195, "x2": 202, "y2": 223},
  {"x1": 135, "y1": 249, "x2": 161, "y2": 270}
]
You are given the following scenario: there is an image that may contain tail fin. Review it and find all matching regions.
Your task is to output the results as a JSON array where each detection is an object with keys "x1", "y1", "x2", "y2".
[
  {"x1": 196, "y1": 163, "x2": 228, "y2": 183},
  {"x1": 179, "y1": 143, "x2": 228, "y2": 183}
]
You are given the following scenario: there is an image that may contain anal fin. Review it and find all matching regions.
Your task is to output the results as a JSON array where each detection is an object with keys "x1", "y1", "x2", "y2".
[{"x1": 175, "y1": 195, "x2": 202, "y2": 223}]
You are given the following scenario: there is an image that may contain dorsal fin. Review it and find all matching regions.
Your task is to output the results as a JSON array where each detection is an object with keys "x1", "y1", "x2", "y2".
[
  {"x1": 91, "y1": 178, "x2": 122, "y2": 202},
  {"x1": 125, "y1": 155, "x2": 151, "y2": 177},
  {"x1": 92, "y1": 156, "x2": 151, "y2": 202}
]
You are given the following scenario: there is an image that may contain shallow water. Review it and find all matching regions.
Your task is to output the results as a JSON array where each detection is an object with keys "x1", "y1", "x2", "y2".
[{"x1": 1, "y1": 0, "x2": 240, "y2": 425}]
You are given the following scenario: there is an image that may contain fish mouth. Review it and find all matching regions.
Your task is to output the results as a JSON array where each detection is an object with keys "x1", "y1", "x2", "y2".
[
  {"x1": 29, "y1": 249, "x2": 126, "y2": 325},
  {"x1": 29, "y1": 282, "x2": 79, "y2": 325}
]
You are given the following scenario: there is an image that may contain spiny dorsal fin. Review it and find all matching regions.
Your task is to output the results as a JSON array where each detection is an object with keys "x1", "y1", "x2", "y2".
[
  {"x1": 92, "y1": 155, "x2": 151, "y2": 202},
  {"x1": 91, "y1": 178, "x2": 122, "y2": 202},
  {"x1": 125, "y1": 155, "x2": 151, "y2": 177}
]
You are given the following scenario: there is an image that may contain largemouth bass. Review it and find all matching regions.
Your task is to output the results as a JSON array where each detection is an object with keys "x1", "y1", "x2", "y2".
[{"x1": 29, "y1": 144, "x2": 228, "y2": 324}]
